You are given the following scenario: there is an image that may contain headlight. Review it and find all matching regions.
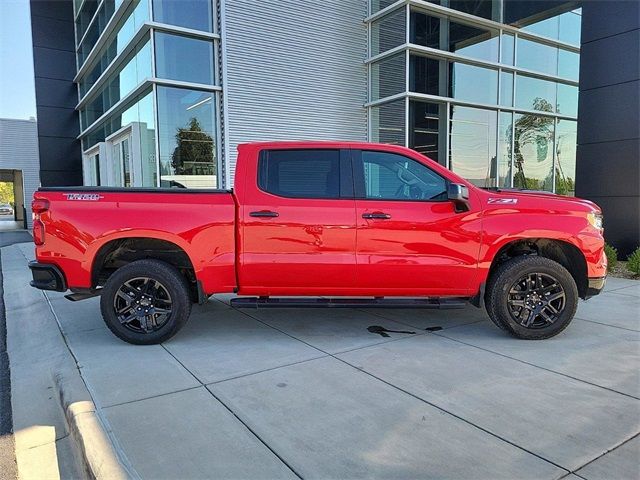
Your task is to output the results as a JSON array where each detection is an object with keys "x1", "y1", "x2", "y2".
[{"x1": 587, "y1": 212, "x2": 604, "y2": 230}]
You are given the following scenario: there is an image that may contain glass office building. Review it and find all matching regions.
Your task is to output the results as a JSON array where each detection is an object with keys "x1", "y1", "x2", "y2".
[
  {"x1": 368, "y1": 0, "x2": 581, "y2": 194},
  {"x1": 75, "y1": 0, "x2": 221, "y2": 188}
]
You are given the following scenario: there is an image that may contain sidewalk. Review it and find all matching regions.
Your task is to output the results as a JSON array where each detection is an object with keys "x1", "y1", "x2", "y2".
[{"x1": 3, "y1": 241, "x2": 639, "y2": 479}]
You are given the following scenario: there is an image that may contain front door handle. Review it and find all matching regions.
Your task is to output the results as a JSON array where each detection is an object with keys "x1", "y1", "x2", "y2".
[
  {"x1": 362, "y1": 212, "x2": 391, "y2": 220},
  {"x1": 250, "y1": 210, "x2": 279, "y2": 218}
]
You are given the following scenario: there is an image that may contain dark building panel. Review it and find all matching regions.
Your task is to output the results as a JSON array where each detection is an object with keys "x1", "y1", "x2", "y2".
[
  {"x1": 579, "y1": 29, "x2": 640, "y2": 91},
  {"x1": 581, "y1": 0, "x2": 640, "y2": 43},
  {"x1": 30, "y1": 0, "x2": 82, "y2": 187},
  {"x1": 577, "y1": 0, "x2": 640, "y2": 256}
]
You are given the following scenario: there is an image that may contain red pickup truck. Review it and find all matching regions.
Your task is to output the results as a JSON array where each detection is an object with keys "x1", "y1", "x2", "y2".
[{"x1": 29, "y1": 141, "x2": 607, "y2": 344}]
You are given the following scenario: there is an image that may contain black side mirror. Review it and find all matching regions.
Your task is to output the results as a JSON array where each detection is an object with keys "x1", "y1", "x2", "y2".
[{"x1": 447, "y1": 183, "x2": 470, "y2": 212}]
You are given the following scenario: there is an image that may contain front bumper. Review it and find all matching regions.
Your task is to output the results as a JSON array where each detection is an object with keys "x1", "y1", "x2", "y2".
[
  {"x1": 28, "y1": 261, "x2": 67, "y2": 292},
  {"x1": 585, "y1": 276, "x2": 606, "y2": 299}
]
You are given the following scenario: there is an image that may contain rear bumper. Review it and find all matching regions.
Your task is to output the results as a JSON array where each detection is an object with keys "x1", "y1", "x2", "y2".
[
  {"x1": 28, "y1": 261, "x2": 67, "y2": 292},
  {"x1": 585, "y1": 276, "x2": 606, "y2": 299}
]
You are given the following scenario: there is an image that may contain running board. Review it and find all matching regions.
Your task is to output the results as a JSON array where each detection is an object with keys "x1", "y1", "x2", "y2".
[
  {"x1": 230, "y1": 297, "x2": 468, "y2": 309},
  {"x1": 65, "y1": 289, "x2": 101, "y2": 301}
]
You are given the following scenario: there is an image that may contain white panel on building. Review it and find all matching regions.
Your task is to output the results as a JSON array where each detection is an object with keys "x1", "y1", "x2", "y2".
[{"x1": 223, "y1": 0, "x2": 368, "y2": 186}]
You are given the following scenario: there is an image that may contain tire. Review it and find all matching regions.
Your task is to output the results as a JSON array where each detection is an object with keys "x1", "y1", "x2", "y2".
[
  {"x1": 100, "y1": 259, "x2": 192, "y2": 345},
  {"x1": 485, "y1": 256, "x2": 578, "y2": 340}
]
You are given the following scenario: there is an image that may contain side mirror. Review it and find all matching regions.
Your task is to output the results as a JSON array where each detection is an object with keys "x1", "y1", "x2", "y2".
[{"x1": 447, "y1": 183, "x2": 470, "y2": 212}]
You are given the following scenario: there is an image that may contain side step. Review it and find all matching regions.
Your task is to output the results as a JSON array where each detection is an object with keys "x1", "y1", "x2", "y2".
[{"x1": 230, "y1": 297, "x2": 468, "y2": 309}]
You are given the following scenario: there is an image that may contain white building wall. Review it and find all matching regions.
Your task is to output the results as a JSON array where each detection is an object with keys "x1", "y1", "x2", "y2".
[
  {"x1": 222, "y1": 0, "x2": 368, "y2": 186},
  {"x1": 0, "y1": 118, "x2": 40, "y2": 229}
]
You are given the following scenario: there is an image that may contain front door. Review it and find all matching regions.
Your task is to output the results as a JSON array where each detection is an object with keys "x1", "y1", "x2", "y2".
[
  {"x1": 239, "y1": 148, "x2": 357, "y2": 295},
  {"x1": 353, "y1": 149, "x2": 481, "y2": 296}
]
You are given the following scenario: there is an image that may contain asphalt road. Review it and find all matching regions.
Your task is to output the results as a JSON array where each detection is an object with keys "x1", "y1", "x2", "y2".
[
  {"x1": 0, "y1": 250, "x2": 17, "y2": 480},
  {"x1": 0, "y1": 230, "x2": 31, "y2": 248}
]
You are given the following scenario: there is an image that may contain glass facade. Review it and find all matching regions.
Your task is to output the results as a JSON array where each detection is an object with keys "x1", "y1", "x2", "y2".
[
  {"x1": 368, "y1": 0, "x2": 581, "y2": 194},
  {"x1": 75, "y1": 0, "x2": 221, "y2": 189}
]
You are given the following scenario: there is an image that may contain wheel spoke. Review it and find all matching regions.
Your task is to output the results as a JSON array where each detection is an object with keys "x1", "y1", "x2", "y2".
[
  {"x1": 509, "y1": 299, "x2": 525, "y2": 307},
  {"x1": 547, "y1": 292, "x2": 565, "y2": 302},
  {"x1": 119, "y1": 311, "x2": 137, "y2": 325},
  {"x1": 539, "y1": 306, "x2": 555, "y2": 324}
]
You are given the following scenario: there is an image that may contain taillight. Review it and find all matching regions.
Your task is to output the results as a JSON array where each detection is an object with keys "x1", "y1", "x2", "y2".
[
  {"x1": 32, "y1": 198, "x2": 50, "y2": 214},
  {"x1": 33, "y1": 218, "x2": 45, "y2": 245},
  {"x1": 32, "y1": 198, "x2": 49, "y2": 246}
]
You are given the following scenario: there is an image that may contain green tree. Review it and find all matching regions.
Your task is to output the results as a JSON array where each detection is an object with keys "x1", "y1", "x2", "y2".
[
  {"x1": 171, "y1": 118, "x2": 216, "y2": 176},
  {"x1": 0, "y1": 182, "x2": 14, "y2": 205}
]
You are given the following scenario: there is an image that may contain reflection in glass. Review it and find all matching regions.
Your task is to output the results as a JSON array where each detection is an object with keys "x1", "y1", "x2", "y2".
[
  {"x1": 555, "y1": 120, "x2": 577, "y2": 195},
  {"x1": 558, "y1": 49, "x2": 580, "y2": 80},
  {"x1": 371, "y1": 8, "x2": 406, "y2": 56},
  {"x1": 499, "y1": 71, "x2": 513, "y2": 106},
  {"x1": 556, "y1": 83, "x2": 578, "y2": 117},
  {"x1": 157, "y1": 86, "x2": 217, "y2": 188},
  {"x1": 516, "y1": 38, "x2": 558, "y2": 76},
  {"x1": 559, "y1": 9, "x2": 582, "y2": 45},
  {"x1": 371, "y1": 53, "x2": 406, "y2": 100},
  {"x1": 513, "y1": 112, "x2": 554, "y2": 191},
  {"x1": 155, "y1": 32, "x2": 214, "y2": 85},
  {"x1": 497, "y1": 112, "x2": 513, "y2": 187},
  {"x1": 410, "y1": 11, "x2": 440, "y2": 49},
  {"x1": 517, "y1": 8, "x2": 582, "y2": 45},
  {"x1": 410, "y1": 55, "x2": 441, "y2": 96},
  {"x1": 449, "y1": 63, "x2": 497, "y2": 105},
  {"x1": 515, "y1": 75, "x2": 556, "y2": 113},
  {"x1": 409, "y1": 101, "x2": 441, "y2": 162},
  {"x1": 448, "y1": 0, "x2": 499, "y2": 21},
  {"x1": 500, "y1": 33, "x2": 514, "y2": 65},
  {"x1": 449, "y1": 106, "x2": 497, "y2": 188},
  {"x1": 449, "y1": 21, "x2": 499, "y2": 62},
  {"x1": 370, "y1": 100, "x2": 405, "y2": 146},
  {"x1": 152, "y1": 0, "x2": 213, "y2": 32},
  {"x1": 77, "y1": 0, "x2": 116, "y2": 66}
]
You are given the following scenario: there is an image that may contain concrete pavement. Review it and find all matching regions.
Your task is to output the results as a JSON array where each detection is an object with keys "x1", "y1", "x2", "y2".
[{"x1": 2, "y1": 241, "x2": 639, "y2": 479}]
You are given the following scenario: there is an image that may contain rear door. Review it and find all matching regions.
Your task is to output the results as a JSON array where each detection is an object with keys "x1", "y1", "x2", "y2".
[
  {"x1": 353, "y1": 149, "x2": 481, "y2": 296},
  {"x1": 239, "y1": 148, "x2": 357, "y2": 295}
]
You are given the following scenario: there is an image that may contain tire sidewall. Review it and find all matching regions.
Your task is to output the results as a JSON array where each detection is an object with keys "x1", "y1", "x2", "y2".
[
  {"x1": 490, "y1": 257, "x2": 578, "y2": 339},
  {"x1": 100, "y1": 260, "x2": 191, "y2": 344}
]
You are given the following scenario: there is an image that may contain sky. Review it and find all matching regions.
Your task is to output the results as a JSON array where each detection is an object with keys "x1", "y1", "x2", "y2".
[{"x1": 0, "y1": 0, "x2": 37, "y2": 120}]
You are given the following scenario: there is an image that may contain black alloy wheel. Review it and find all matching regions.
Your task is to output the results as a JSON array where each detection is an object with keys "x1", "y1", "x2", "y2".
[
  {"x1": 507, "y1": 272, "x2": 566, "y2": 329},
  {"x1": 113, "y1": 277, "x2": 173, "y2": 334}
]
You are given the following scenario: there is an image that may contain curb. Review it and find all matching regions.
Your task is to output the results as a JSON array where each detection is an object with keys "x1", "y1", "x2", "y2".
[{"x1": 53, "y1": 371, "x2": 132, "y2": 480}]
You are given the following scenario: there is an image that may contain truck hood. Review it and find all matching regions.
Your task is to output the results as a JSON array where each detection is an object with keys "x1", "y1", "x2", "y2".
[{"x1": 479, "y1": 188, "x2": 601, "y2": 213}]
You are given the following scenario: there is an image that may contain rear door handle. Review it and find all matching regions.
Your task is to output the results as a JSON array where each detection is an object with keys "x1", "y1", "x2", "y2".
[
  {"x1": 249, "y1": 210, "x2": 279, "y2": 218},
  {"x1": 362, "y1": 212, "x2": 391, "y2": 219}
]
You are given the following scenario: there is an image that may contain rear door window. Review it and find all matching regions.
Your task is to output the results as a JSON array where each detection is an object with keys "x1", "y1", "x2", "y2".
[{"x1": 258, "y1": 149, "x2": 342, "y2": 199}]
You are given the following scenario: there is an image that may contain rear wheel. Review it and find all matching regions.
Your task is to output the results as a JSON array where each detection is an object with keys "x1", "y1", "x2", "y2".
[
  {"x1": 100, "y1": 259, "x2": 192, "y2": 344},
  {"x1": 485, "y1": 256, "x2": 578, "y2": 339}
]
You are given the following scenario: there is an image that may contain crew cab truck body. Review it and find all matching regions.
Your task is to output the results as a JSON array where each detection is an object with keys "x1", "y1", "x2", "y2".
[{"x1": 29, "y1": 141, "x2": 607, "y2": 344}]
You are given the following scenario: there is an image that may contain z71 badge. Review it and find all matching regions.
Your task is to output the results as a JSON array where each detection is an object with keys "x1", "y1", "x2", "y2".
[
  {"x1": 488, "y1": 197, "x2": 518, "y2": 204},
  {"x1": 64, "y1": 193, "x2": 104, "y2": 201}
]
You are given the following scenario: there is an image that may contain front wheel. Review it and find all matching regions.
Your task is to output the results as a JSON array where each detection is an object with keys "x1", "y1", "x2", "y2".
[
  {"x1": 100, "y1": 259, "x2": 192, "y2": 344},
  {"x1": 485, "y1": 256, "x2": 578, "y2": 339}
]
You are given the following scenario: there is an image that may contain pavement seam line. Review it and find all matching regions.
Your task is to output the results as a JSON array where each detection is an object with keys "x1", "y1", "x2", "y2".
[
  {"x1": 354, "y1": 305, "x2": 487, "y2": 331},
  {"x1": 569, "y1": 431, "x2": 640, "y2": 476},
  {"x1": 159, "y1": 343, "x2": 304, "y2": 479},
  {"x1": 433, "y1": 330, "x2": 640, "y2": 400},
  {"x1": 230, "y1": 304, "x2": 571, "y2": 474},
  {"x1": 574, "y1": 316, "x2": 640, "y2": 333}
]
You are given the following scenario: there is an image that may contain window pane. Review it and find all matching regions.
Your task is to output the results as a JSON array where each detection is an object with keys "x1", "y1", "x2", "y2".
[
  {"x1": 501, "y1": 33, "x2": 514, "y2": 65},
  {"x1": 499, "y1": 71, "x2": 513, "y2": 107},
  {"x1": 258, "y1": 150, "x2": 340, "y2": 198},
  {"x1": 515, "y1": 75, "x2": 556, "y2": 113},
  {"x1": 558, "y1": 49, "x2": 579, "y2": 81},
  {"x1": 559, "y1": 9, "x2": 581, "y2": 45},
  {"x1": 371, "y1": 8, "x2": 406, "y2": 56},
  {"x1": 410, "y1": 55, "x2": 441, "y2": 96},
  {"x1": 155, "y1": 32, "x2": 214, "y2": 85},
  {"x1": 516, "y1": 38, "x2": 558, "y2": 76},
  {"x1": 371, "y1": 53, "x2": 406, "y2": 100},
  {"x1": 498, "y1": 112, "x2": 513, "y2": 187},
  {"x1": 555, "y1": 120, "x2": 577, "y2": 195},
  {"x1": 449, "y1": 62, "x2": 498, "y2": 105},
  {"x1": 513, "y1": 113, "x2": 554, "y2": 191},
  {"x1": 409, "y1": 100, "x2": 442, "y2": 162},
  {"x1": 409, "y1": 10, "x2": 440, "y2": 49},
  {"x1": 449, "y1": 105, "x2": 497, "y2": 188},
  {"x1": 370, "y1": 100, "x2": 405, "y2": 145},
  {"x1": 152, "y1": 0, "x2": 213, "y2": 32},
  {"x1": 556, "y1": 83, "x2": 578, "y2": 117},
  {"x1": 361, "y1": 151, "x2": 447, "y2": 201},
  {"x1": 157, "y1": 87, "x2": 217, "y2": 188},
  {"x1": 449, "y1": 21, "x2": 499, "y2": 62},
  {"x1": 448, "y1": 0, "x2": 499, "y2": 21}
]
